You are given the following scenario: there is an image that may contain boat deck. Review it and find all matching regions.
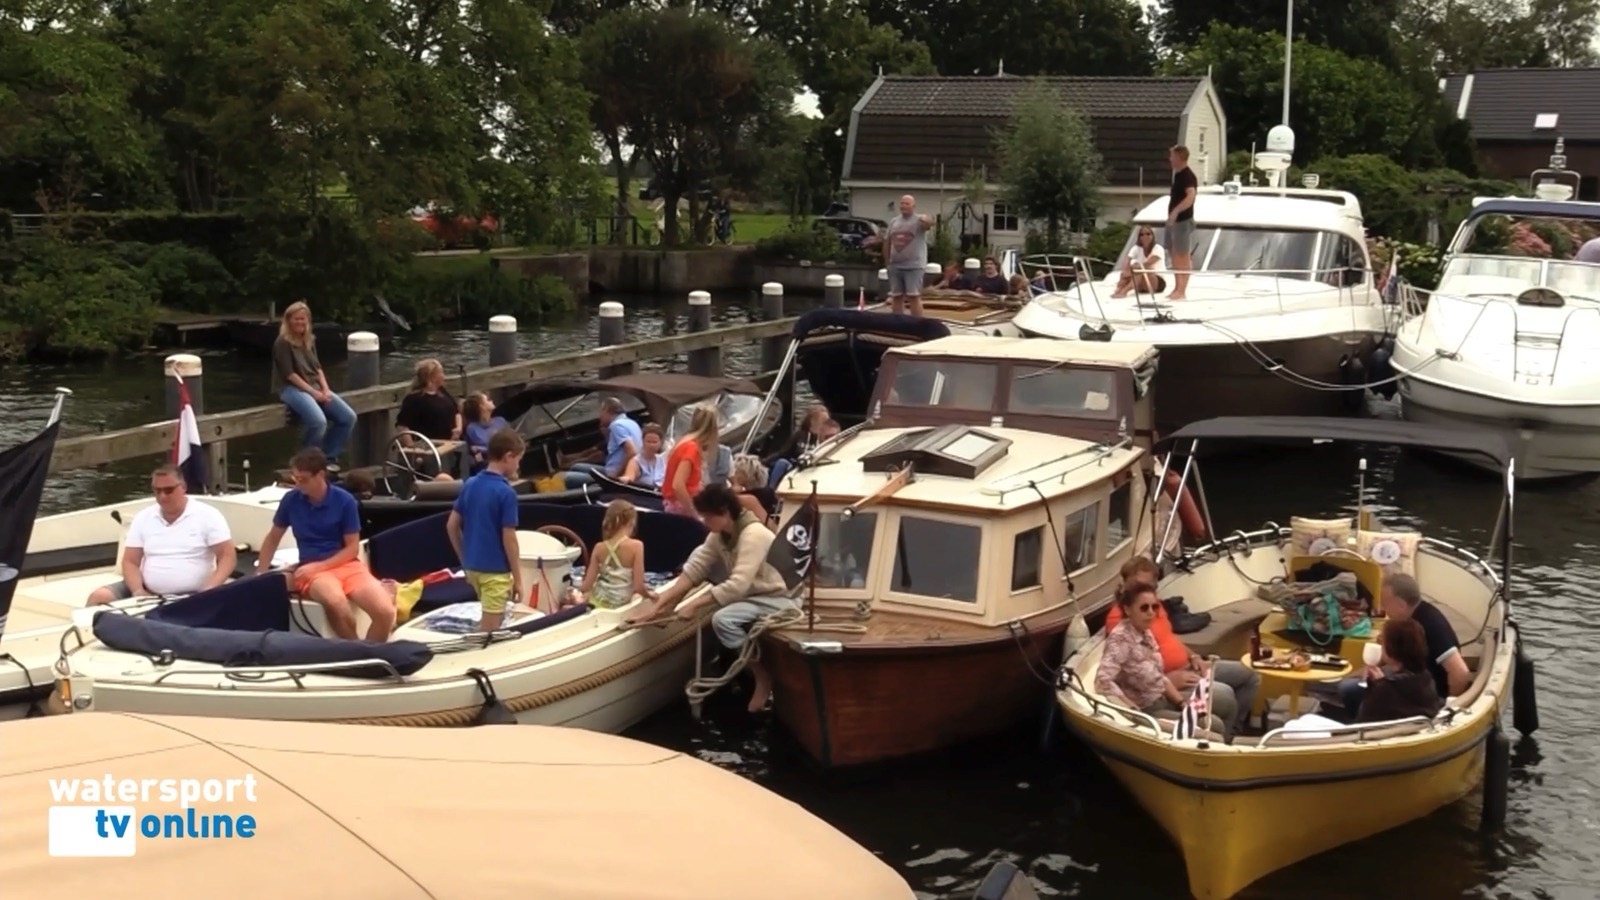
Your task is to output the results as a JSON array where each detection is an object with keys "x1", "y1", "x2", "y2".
[{"x1": 770, "y1": 604, "x2": 1086, "y2": 652}]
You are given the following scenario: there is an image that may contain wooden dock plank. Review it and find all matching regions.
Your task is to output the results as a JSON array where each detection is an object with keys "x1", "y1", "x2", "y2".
[{"x1": 49, "y1": 317, "x2": 797, "y2": 473}]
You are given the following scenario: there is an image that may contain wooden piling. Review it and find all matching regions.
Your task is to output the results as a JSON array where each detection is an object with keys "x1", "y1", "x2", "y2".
[
  {"x1": 924, "y1": 262, "x2": 942, "y2": 287},
  {"x1": 823, "y1": 274, "x2": 844, "y2": 309},
  {"x1": 164, "y1": 353, "x2": 228, "y2": 493},
  {"x1": 346, "y1": 332, "x2": 387, "y2": 469},
  {"x1": 598, "y1": 301, "x2": 631, "y2": 378},
  {"x1": 877, "y1": 268, "x2": 888, "y2": 303},
  {"x1": 686, "y1": 291, "x2": 722, "y2": 377}
]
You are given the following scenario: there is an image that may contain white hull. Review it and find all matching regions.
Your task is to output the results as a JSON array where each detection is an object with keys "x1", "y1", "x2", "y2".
[{"x1": 1394, "y1": 372, "x2": 1600, "y2": 478}]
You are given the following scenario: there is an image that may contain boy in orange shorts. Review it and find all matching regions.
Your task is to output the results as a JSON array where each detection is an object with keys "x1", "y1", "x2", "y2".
[{"x1": 255, "y1": 448, "x2": 396, "y2": 641}]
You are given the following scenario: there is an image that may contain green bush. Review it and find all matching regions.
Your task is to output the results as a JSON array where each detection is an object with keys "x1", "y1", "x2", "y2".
[
  {"x1": 0, "y1": 238, "x2": 158, "y2": 359},
  {"x1": 1085, "y1": 222, "x2": 1132, "y2": 266},
  {"x1": 382, "y1": 255, "x2": 576, "y2": 328},
  {"x1": 752, "y1": 222, "x2": 858, "y2": 263},
  {"x1": 1369, "y1": 238, "x2": 1443, "y2": 290},
  {"x1": 111, "y1": 241, "x2": 238, "y2": 313}
]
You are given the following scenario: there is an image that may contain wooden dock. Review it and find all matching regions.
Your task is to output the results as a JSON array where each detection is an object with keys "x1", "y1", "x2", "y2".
[
  {"x1": 49, "y1": 317, "x2": 797, "y2": 476},
  {"x1": 151, "y1": 310, "x2": 263, "y2": 345}
]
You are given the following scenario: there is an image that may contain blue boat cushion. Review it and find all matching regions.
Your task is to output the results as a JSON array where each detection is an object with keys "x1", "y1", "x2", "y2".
[
  {"x1": 93, "y1": 613, "x2": 434, "y2": 678},
  {"x1": 147, "y1": 574, "x2": 293, "y2": 632},
  {"x1": 367, "y1": 511, "x2": 458, "y2": 581}
]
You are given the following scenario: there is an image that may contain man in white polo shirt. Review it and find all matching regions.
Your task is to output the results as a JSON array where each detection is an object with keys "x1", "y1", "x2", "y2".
[{"x1": 87, "y1": 464, "x2": 236, "y2": 604}]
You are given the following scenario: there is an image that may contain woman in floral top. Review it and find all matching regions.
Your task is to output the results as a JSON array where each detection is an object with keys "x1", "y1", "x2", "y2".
[{"x1": 1096, "y1": 583, "x2": 1188, "y2": 712}]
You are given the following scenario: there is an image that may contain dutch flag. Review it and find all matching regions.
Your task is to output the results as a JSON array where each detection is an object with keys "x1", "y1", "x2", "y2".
[
  {"x1": 1174, "y1": 672, "x2": 1212, "y2": 741},
  {"x1": 172, "y1": 375, "x2": 207, "y2": 493},
  {"x1": 1381, "y1": 252, "x2": 1401, "y2": 305}
]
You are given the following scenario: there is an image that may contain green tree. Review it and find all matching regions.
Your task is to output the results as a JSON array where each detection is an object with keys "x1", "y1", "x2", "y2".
[
  {"x1": 859, "y1": 0, "x2": 1155, "y2": 77},
  {"x1": 1529, "y1": 0, "x2": 1600, "y2": 66},
  {"x1": 1154, "y1": 0, "x2": 1403, "y2": 67},
  {"x1": 1169, "y1": 26, "x2": 1444, "y2": 167},
  {"x1": 579, "y1": 7, "x2": 798, "y2": 245},
  {"x1": 1392, "y1": 0, "x2": 1551, "y2": 75},
  {"x1": 995, "y1": 84, "x2": 1106, "y2": 250}
]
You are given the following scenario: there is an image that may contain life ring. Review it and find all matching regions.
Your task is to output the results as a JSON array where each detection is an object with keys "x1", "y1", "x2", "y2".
[{"x1": 1162, "y1": 470, "x2": 1208, "y2": 542}]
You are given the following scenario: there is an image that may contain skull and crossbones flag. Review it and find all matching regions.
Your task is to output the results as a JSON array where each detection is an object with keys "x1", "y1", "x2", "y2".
[{"x1": 767, "y1": 489, "x2": 821, "y2": 594}]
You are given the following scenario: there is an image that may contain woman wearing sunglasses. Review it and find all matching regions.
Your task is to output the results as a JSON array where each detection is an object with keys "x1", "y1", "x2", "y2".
[
  {"x1": 1096, "y1": 582, "x2": 1227, "y2": 738},
  {"x1": 1109, "y1": 226, "x2": 1166, "y2": 298}
]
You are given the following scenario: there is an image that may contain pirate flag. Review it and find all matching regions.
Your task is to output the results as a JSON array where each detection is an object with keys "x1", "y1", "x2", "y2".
[
  {"x1": 0, "y1": 417, "x2": 61, "y2": 643},
  {"x1": 767, "y1": 489, "x2": 820, "y2": 594}
]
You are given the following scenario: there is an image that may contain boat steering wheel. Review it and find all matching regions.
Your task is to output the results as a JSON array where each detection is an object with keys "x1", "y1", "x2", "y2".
[
  {"x1": 384, "y1": 431, "x2": 445, "y2": 501},
  {"x1": 535, "y1": 525, "x2": 590, "y2": 571}
]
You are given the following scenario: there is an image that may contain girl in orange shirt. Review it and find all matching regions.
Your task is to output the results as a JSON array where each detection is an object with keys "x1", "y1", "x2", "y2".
[{"x1": 664, "y1": 405, "x2": 720, "y2": 517}]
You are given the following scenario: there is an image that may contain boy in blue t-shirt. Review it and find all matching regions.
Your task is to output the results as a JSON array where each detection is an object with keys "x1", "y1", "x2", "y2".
[{"x1": 447, "y1": 429, "x2": 527, "y2": 631}]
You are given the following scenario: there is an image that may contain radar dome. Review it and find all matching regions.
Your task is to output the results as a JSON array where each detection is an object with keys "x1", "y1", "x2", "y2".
[{"x1": 1266, "y1": 125, "x2": 1295, "y2": 155}]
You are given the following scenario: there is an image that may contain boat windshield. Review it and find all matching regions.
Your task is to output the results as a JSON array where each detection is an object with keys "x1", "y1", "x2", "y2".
[
  {"x1": 512, "y1": 392, "x2": 646, "y2": 440},
  {"x1": 888, "y1": 360, "x2": 999, "y2": 411},
  {"x1": 804, "y1": 510, "x2": 878, "y2": 590},
  {"x1": 1116, "y1": 226, "x2": 1322, "y2": 280},
  {"x1": 1008, "y1": 365, "x2": 1118, "y2": 420},
  {"x1": 1440, "y1": 256, "x2": 1600, "y2": 303},
  {"x1": 666, "y1": 391, "x2": 760, "y2": 443}
]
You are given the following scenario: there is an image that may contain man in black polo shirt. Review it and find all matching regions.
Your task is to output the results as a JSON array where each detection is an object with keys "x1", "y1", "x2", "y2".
[
  {"x1": 1165, "y1": 145, "x2": 1199, "y2": 300},
  {"x1": 1337, "y1": 573, "x2": 1472, "y2": 718}
]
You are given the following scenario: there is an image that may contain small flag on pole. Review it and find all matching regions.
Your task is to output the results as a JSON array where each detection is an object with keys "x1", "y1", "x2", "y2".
[
  {"x1": 171, "y1": 375, "x2": 207, "y2": 493},
  {"x1": 1381, "y1": 252, "x2": 1401, "y2": 305},
  {"x1": 857, "y1": 287, "x2": 866, "y2": 310},
  {"x1": 767, "y1": 489, "x2": 820, "y2": 594},
  {"x1": 1174, "y1": 672, "x2": 1212, "y2": 741}
]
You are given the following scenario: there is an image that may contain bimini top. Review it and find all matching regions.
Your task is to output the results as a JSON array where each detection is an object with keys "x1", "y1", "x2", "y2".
[
  {"x1": 0, "y1": 714, "x2": 911, "y2": 900},
  {"x1": 1466, "y1": 197, "x2": 1600, "y2": 222},
  {"x1": 887, "y1": 334, "x2": 1158, "y2": 369},
  {"x1": 1157, "y1": 416, "x2": 1512, "y2": 469}
]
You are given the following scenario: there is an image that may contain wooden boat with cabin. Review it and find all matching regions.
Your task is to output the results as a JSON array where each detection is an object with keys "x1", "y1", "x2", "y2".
[
  {"x1": 760, "y1": 422, "x2": 1153, "y2": 768},
  {"x1": 1055, "y1": 416, "x2": 1539, "y2": 899}
]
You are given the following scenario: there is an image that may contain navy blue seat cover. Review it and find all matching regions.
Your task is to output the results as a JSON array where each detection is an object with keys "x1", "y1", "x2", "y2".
[
  {"x1": 95, "y1": 610, "x2": 434, "y2": 678},
  {"x1": 147, "y1": 574, "x2": 294, "y2": 632}
]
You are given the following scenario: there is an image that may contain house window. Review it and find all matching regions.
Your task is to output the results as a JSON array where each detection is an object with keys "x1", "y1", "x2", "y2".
[
  {"x1": 1011, "y1": 526, "x2": 1043, "y2": 592},
  {"x1": 992, "y1": 203, "x2": 1020, "y2": 232},
  {"x1": 1062, "y1": 502, "x2": 1100, "y2": 573},
  {"x1": 891, "y1": 517, "x2": 981, "y2": 603}
]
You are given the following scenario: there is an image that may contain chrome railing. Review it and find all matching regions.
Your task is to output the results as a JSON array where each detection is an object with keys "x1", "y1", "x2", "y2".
[{"x1": 150, "y1": 658, "x2": 408, "y2": 686}]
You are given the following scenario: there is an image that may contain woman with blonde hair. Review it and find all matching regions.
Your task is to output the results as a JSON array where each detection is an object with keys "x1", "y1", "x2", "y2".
[
  {"x1": 272, "y1": 301, "x2": 357, "y2": 463},
  {"x1": 396, "y1": 358, "x2": 461, "y2": 442},
  {"x1": 730, "y1": 453, "x2": 779, "y2": 527},
  {"x1": 663, "y1": 405, "x2": 720, "y2": 517}
]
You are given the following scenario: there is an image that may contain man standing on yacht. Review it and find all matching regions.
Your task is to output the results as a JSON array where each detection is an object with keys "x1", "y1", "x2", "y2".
[
  {"x1": 1165, "y1": 145, "x2": 1199, "y2": 300},
  {"x1": 884, "y1": 194, "x2": 934, "y2": 317}
]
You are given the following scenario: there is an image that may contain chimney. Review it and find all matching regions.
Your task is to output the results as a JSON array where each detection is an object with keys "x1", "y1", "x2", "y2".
[{"x1": 997, "y1": 59, "x2": 1005, "y2": 76}]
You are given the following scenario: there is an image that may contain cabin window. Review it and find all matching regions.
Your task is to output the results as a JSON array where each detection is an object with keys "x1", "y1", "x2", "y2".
[
  {"x1": 1106, "y1": 482, "x2": 1132, "y2": 549},
  {"x1": 1063, "y1": 502, "x2": 1100, "y2": 573},
  {"x1": 1011, "y1": 526, "x2": 1043, "y2": 591},
  {"x1": 1008, "y1": 366, "x2": 1118, "y2": 420},
  {"x1": 889, "y1": 361, "x2": 999, "y2": 411},
  {"x1": 890, "y1": 516, "x2": 981, "y2": 603},
  {"x1": 811, "y1": 511, "x2": 878, "y2": 590}
]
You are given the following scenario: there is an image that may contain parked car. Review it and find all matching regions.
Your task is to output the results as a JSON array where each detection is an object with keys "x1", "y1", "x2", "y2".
[{"x1": 814, "y1": 216, "x2": 886, "y2": 251}]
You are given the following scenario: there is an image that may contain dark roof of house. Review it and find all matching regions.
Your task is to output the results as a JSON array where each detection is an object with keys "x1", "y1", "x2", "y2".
[
  {"x1": 844, "y1": 75, "x2": 1211, "y2": 188},
  {"x1": 1442, "y1": 68, "x2": 1600, "y2": 142}
]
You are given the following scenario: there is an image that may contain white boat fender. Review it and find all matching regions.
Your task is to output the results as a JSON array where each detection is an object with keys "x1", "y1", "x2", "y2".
[
  {"x1": 1062, "y1": 613, "x2": 1090, "y2": 662},
  {"x1": 466, "y1": 668, "x2": 516, "y2": 725}
]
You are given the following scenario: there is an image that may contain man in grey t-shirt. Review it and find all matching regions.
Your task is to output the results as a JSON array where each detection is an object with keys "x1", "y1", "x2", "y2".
[{"x1": 883, "y1": 194, "x2": 934, "y2": 316}]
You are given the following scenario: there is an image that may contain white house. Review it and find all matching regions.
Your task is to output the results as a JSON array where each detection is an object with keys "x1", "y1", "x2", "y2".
[{"x1": 840, "y1": 74, "x2": 1228, "y2": 247}]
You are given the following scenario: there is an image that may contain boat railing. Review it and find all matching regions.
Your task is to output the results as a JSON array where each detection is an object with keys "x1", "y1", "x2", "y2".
[
  {"x1": 1059, "y1": 669, "x2": 1174, "y2": 740},
  {"x1": 1019, "y1": 253, "x2": 1378, "y2": 325},
  {"x1": 1255, "y1": 715, "x2": 1437, "y2": 747},
  {"x1": 148, "y1": 658, "x2": 409, "y2": 687},
  {"x1": 1401, "y1": 284, "x2": 1600, "y2": 386}
]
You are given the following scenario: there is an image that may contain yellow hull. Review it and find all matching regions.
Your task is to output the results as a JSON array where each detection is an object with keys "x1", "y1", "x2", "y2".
[{"x1": 1065, "y1": 698, "x2": 1502, "y2": 899}]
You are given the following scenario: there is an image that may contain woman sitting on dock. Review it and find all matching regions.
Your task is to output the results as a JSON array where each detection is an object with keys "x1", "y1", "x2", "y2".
[
  {"x1": 273, "y1": 301, "x2": 357, "y2": 465},
  {"x1": 663, "y1": 405, "x2": 719, "y2": 518},
  {"x1": 397, "y1": 359, "x2": 462, "y2": 444}
]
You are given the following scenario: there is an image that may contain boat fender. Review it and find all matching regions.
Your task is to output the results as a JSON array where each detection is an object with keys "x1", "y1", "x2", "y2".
[
  {"x1": 466, "y1": 668, "x2": 516, "y2": 726},
  {"x1": 1369, "y1": 343, "x2": 1397, "y2": 400},
  {"x1": 1339, "y1": 355, "x2": 1367, "y2": 410},
  {"x1": 1513, "y1": 639, "x2": 1539, "y2": 736},
  {"x1": 1162, "y1": 470, "x2": 1208, "y2": 542},
  {"x1": 1481, "y1": 725, "x2": 1511, "y2": 833}
]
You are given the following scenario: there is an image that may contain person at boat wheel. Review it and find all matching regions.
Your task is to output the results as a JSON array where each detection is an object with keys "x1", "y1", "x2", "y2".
[
  {"x1": 255, "y1": 448, "x2": 396, "y2": 642},
  {"x1": 884, "y1": 194, "x2": 934, "y2": 317},
  {"x1": 447, "y1": 429, "x2": 528, "y2": 632},
  {"x1": 88, "y1": 464, "x2": 236, "y2": 605},
  {"x1": 1105, "y1": 557, "x2": 1259, "y2": 738},
  {"x1": 626, "y1": 484, "x2": 794, "y2": 713}
]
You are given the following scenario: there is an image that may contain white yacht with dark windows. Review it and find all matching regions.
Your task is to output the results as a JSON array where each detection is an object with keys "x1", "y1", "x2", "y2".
[
  {"x1": 1011, "y1": 134, "x2": 1392, "y2": 434},
  {"x1": 1390, "y1": 140, "x2": 1600, "y2": 479}
]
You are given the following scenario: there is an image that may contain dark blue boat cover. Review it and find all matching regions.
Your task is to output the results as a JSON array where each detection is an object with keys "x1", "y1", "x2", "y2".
[
  {"x1": 93, "y1": 612, "x2": 434, "y2": 678},
  {"x1": 792, "y1": 308, "x2": 951, "y2": 342}
]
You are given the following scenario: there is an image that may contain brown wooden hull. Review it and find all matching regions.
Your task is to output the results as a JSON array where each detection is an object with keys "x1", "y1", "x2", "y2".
[{"x1": 763, "y1": 616, "x2": 1069, "y2": 769}]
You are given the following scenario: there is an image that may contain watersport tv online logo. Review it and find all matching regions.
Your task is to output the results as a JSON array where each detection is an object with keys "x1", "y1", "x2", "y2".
[{"x1": 48, "y1": 774, "x2": 261, "y2": 857}]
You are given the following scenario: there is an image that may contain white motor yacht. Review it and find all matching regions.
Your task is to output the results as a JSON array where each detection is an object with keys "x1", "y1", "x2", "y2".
[
  {"x1": 1011, "y1": 148, "x2": 1392, "y2": 434},
  {"x1": 1390, "y1": 143, "x2": 1600, "y2": 479}
]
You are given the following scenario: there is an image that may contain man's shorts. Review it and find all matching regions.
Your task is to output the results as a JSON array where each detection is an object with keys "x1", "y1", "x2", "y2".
[
  {"x1": 95, "y1": 581, "x2": 136, "y2": 601},
  {"x1": 467, "y1": 570, "x2": 515, "y2": 615},
  {"x1": 1164, "y1": 219, "x2": 1196, "y2": 256},
  {"x1": 888, "y1": 266, "x2": 924, "y2": 297},
  {"x1": 294, "y1": 558, "x2": 382, "y2": 598}
]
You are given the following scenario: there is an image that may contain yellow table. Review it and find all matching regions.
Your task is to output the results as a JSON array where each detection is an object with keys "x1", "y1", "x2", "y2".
[
  {"x1": 1241, "y1": 652, "x2": 1353, "y2": 721},
  {"x1": 1258, "y1": 608, "x2": 1387, "y2": 669}
]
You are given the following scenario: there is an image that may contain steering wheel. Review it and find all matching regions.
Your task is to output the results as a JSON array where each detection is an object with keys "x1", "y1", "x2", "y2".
[
  {"x1": 383, "y1": 431, "x2": 444, "y2": 501},
  {"x1": 535, "y1": 524, "x2": 590, "y2": 571}
]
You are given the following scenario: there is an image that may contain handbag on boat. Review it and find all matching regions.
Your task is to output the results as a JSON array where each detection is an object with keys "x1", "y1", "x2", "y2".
[{"x1": 1258, "y1": 571, "x2": 1373, "y2": 645}]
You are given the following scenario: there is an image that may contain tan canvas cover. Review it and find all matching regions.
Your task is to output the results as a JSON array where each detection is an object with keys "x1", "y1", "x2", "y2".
[{"x1": 0, "y1": 714, "x2": 910, "y2": 900}]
